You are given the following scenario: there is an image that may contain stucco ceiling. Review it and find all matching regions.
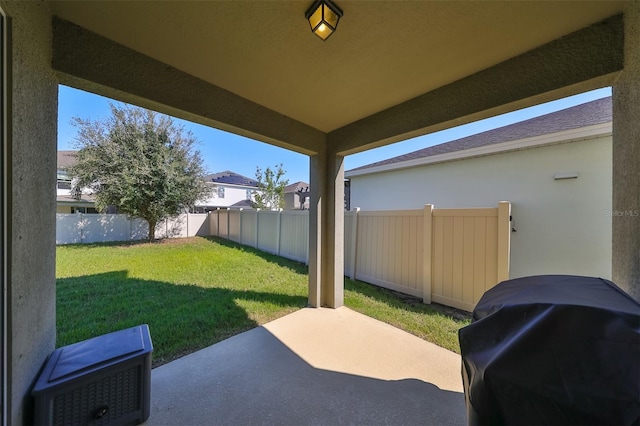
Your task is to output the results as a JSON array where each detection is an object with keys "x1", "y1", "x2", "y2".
[{"x1": 49, "y1": 1, "x2": 625, "y2": 135}]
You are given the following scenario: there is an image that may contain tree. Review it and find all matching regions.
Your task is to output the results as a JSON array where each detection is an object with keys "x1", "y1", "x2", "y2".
[
  {"x1": 254, "y1": 164, "x2": 289, "y2": 210},
  {"x1": 69, "y1": 103, "x2": 211, "y2": 241}
]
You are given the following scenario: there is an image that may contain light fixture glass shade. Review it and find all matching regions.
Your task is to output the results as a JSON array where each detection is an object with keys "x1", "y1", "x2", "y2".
[{"x1": 305, "y1": 0, "x2": 343, "y2": 41}]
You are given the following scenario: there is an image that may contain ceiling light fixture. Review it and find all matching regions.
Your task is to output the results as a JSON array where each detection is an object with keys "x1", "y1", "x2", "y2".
[{"x1": 305, "y1": 0, "x2": 343, "y2": 41}]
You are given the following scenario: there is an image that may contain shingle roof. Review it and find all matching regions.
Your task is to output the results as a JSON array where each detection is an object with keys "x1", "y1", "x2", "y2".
[
  {"x1": 57, "y1": 150, "x2": 78, "y2": 169},
  {"x1": 230, "y1": 199, "x2": 257, "y2": 209},
  {"x1": 204, "y1": 171, "x2": 258, "y2": 187},
  {"x1": 285, "y1": 181, "x2": 309, "y2": 193},
  {"x1": 56, "y1": 194, "x2": 95, "y2": 204},
  {"x1": 348, "y1": 97, "x2": 612, "y2": 173}
]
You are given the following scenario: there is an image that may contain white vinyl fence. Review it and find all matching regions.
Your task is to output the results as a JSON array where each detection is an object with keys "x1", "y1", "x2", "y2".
[
  {"x1": 57, "y1": 206, "x2": 510, "y2": 311},
  {"x1": 344, "y1": 203, "x2": 511, "y2": 312},
  {"x1": 56, "y1": 213, "x2": 209, "y2": 245},
  {"x1": 209, "y1": 209, "x2": 309, "y2": 264},
  {"x1": 210, "y1": 203, "x2": 511, "y2": 312}
]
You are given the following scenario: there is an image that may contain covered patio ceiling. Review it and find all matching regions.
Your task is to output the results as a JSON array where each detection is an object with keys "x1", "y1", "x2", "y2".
[
  {"x1": 3, "y1": 2, "x2": 638, "y2": 424},
  {"x1": 49, "y1": 1, "x2": 626, "y2": 155}
]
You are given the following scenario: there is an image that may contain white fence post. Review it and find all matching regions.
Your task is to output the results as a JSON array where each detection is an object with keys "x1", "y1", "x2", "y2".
[
  {"x1": 255, "y1": 208, "x2": 260, "y2": 249},
  {"x1": 349, "y1": 207, "x2": 360, "y2": 280},
  {"x1": 216, "y1": 208, "x2": 220, "y2": 237},
  {"x1": 305, "y1": 212, "x2": 310, "y2": 265},
  {"x1": 276, "y1": 209, "x2": 282, "y2": 256},
  {"x1": 422, "y1": 204, "x2": 434, "y2": 304},
  {"x1": 239, "y1": 208, "x2": 244, "y2": 245},
  {"x1": 78, "y1": 212, "x2": 84, "y2": 244}
]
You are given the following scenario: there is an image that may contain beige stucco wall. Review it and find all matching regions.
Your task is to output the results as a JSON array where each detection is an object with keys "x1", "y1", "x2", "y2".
[
  {"x1": 612, "y1": 1, "x2": 640, "y2": 300},
  {"x1": 1, "y1": 2, "x2": 57, "y2": 424},
  {"x1": 349, "y1": 136, "x2": 612, "y2": 281}
]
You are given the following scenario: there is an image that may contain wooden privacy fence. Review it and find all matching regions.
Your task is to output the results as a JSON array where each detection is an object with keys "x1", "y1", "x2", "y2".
[{"x1": 211, "y1": 202, "x2": 511, "y2": 312}]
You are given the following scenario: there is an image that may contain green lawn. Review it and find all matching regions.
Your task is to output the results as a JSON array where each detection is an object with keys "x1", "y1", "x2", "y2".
[{"x1": 57, "y1": 237, "x2": 470, "y2": 366}]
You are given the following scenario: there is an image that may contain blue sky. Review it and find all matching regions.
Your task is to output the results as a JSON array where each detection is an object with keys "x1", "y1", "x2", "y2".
[{"x1": 58, "y1": 86, "x2": 611, "y2": 184}]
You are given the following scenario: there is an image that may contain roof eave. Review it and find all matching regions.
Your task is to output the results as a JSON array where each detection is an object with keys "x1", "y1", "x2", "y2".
[
  {"x1": 208, "y1": 182, "x2": 258, "y2": 189},
  {"x1": 345, "y1": 122, "x2": 612, "y2": 178}
]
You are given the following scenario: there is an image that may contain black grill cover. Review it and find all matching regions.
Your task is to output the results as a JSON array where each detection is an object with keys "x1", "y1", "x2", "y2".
[{"x1": 458, "y1": 275, "x2": 640, "y2": 425}]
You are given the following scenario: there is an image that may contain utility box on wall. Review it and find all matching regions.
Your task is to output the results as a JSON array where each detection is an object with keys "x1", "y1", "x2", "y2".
[{"x1": 32, "y1": 325, "x2": 153, "y2": 426}]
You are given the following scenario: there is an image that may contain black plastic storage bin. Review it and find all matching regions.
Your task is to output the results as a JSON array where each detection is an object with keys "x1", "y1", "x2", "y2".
[{"x1": 32, "y1": 324, "x2": 153, "y2": 426}]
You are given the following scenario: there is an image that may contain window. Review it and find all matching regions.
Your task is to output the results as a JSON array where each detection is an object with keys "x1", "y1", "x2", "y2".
[
  {"x1": 57, "y1": 180, "x2": 71, "y2": 190},
  {"x1": 218, "y1": 187, "x2": 225, "y2": 198},
  {"x1": 71, "y1": 207, "x2": 98, "y2": 214},
  {"x1": 246, "y1": 189, "x2": 252, "y2": 200}
]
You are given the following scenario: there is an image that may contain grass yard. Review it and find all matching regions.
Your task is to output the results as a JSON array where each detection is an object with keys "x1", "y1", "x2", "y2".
[{"x1": 57, "y1": 237, "x2": 470, "y2": 366}]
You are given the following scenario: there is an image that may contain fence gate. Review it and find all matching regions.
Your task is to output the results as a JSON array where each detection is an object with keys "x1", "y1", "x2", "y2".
[
  {"x1": 425, "y1": 202, "x2": 511, "y2": 312},
  {"x1": 347, "y1": 202, "x2": 511, "y2": 312}
]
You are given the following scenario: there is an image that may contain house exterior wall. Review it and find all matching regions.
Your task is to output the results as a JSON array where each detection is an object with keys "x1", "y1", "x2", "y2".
[
  {"x1": 1, "y1": 2, "x2": 58, "y2": 424},
  {"x1": 284, "y1": 192, "x2": 297, "y2": 210},
  {"x1": 284, "y1": 192, "x2": 309, "y2": 210},
  {"x1": 349, "y1": 136, "x2": 612, "y2": 280},
  {"x1": 198, "y1": 184, "x2": 254, "y2": 208},
  {"x1": 56, "y1": 187, "x2": 70, "y2": 197}
]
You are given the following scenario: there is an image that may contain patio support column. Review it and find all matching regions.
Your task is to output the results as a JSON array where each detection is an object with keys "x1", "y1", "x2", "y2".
[
  {"x1": 1, "y1": 2, "x2": 58, "y2": 424},
  {"x1": 308, "y1": 148, "x2": 344, "y2": 308},
  {"x1": 612, "y1": 1, "x2": 640, "y2": 301}
]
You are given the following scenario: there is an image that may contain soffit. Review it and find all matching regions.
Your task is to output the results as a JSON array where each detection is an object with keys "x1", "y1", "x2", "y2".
[{"x1": 49, "y1": 1, "x2": 625, "y2": 133}]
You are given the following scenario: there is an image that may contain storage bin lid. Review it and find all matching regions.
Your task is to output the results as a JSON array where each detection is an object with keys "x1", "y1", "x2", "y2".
[{"x1": 32, "y1": 324, "x2": 152, "y2": 394}]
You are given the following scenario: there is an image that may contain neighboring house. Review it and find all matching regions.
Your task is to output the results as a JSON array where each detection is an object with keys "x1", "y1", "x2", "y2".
[
  {"x1": 58, "y1": 153, "x2": 257, "y2": 214},
  {"x1": 346, "y1": 97, "x2": 613, "y2": 281},
  {"x1": 56, "y1": 150, "x2": 98, "y2": 213},
  {"x1": 196, "y1": 171, "x2": 259, "y2": 212},
  {"x1": 284, "y1": 181, "x2": 310, "y2": 210}
]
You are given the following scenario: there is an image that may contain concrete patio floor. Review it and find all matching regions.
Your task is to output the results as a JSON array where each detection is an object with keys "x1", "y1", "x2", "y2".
[{"x1": 145, "y1": 307, "x2": 466, "y2": 425}]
